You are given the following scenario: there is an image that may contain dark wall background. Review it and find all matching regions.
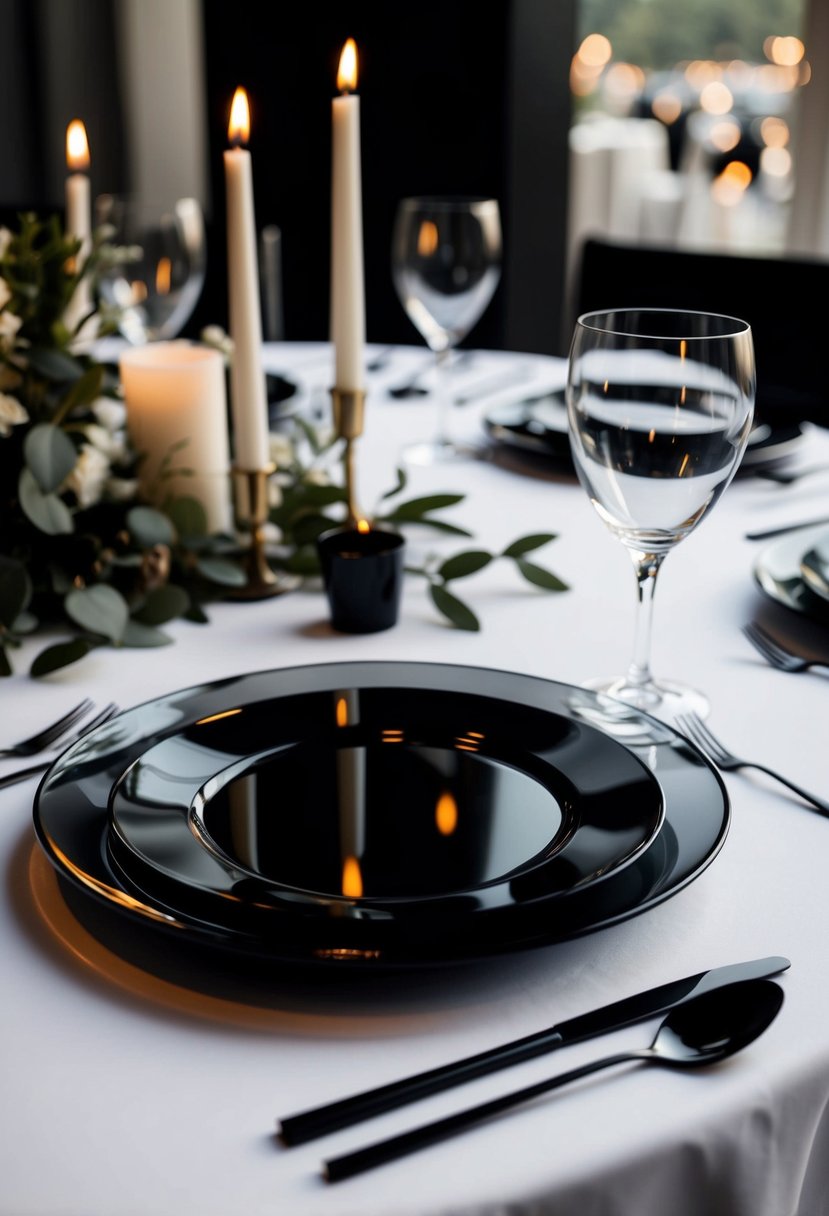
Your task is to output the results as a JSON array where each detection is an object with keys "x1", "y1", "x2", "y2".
[
  {"x1": 0, "y1": 0, "x2": 575, "y2": 355},
  {"x1": 198, "y1": 1, "x2": 510, "y2": 348}
]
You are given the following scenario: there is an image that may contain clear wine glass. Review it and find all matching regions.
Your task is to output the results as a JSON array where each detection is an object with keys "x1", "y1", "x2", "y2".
[
  {"x1": 391, "y1": 196, "x2": 502, "y2": 464},
  {"x1": 95, "y1": 195, "x2": 206, "y2": 343},
  {"x1": 566, "y1": 307, "x2": 755, "y2": 722}
]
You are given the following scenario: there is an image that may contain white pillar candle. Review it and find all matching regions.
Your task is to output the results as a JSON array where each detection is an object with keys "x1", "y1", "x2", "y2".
[
  {"x1": 64, "y1": 120, "x2": 93, "y2": 334},
  {"x1": 224, "y1": 87, "x2": 270, "y2": 471},
  {"x1": 119, "y1": 341, "x2": 232, "y2": 534},
  {"x1": 331, "y1": 38, "x2": 365, "y2": 392}
]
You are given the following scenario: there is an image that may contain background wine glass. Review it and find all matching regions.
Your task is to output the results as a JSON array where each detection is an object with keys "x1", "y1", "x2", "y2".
[
  {"x1": 391, "y1": 196, "x2": 502, "y2": 464},
  {"x1": 566, "y1": 307, "x2": 755, "y2": 722},
  {"x1": 95, "y1": 194, "x2": 206, "y2": 343}
]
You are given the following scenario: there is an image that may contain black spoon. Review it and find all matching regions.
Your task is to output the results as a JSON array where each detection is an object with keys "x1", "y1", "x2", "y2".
[{"x1": 323, "y1": 978, "x2": 784, "y2": 1182}]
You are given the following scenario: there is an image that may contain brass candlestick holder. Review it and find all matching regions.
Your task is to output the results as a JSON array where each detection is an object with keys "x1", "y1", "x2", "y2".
[
  {"x1": 230, "y1": 463, "x2": 296, "y2": 599},
  {"x1": 331, "y1": 387, "x2": 366, "y2": 526}
]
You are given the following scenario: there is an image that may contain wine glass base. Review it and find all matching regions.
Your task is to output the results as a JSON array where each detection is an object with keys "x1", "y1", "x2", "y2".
[
  {"x1": 582, "y1": 676, "x2": 710, "y2": 726},
  {"x1": 402, "y1": 438, "x2": 478, "y2": 467}
]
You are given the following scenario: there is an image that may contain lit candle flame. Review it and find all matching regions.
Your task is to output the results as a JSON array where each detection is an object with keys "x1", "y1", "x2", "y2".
[
  {"x1": 356, "y1": 518, "x2": 370, "y2": 534},
  {"x1": 342, "y1": 855, "x2": 363, "y2": 898},
  {"x1": 228, "y1": 87, "x2": 251, "y2": 146},
  {"x1": 66, "y1": 120, "x2": 90, "y2": 171},
  {"x1": 336, "y1": 696, "x2": 349, "y2": 727},
  {"x1": 417, "y1": 220, "x2": 439, "y2": 257},
  {"x1": 337, "y1": 38, "x2": 359, "y2": 93},
  {"x1": 155, "y1": 256, "x2": 171, "y2": 295}
]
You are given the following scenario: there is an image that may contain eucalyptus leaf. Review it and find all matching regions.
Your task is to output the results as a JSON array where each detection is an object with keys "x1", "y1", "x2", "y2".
[
  {"x1": 27, "y1": 347, "x2": 83, "y2": 382},
  {"x1": 387, "y1": 493, "x2": 465, "y2": 521},
  {"x1": 165, "y1": 496, "x2": 207, "y2": 539},
  {"x1": 380, "y1": 466, "x2": 408, "y2": 500},
  {"x1": 437, "y1": 550, "x2": 493, "y2": 581},
  {"x1": 30, "y1": 638, "x2": 94, "y2": 677},
  {"x1": 501, "y1": 532, "x2": 558, "y2": 558},
  {"x1": 53, "y1": 364, "x2": 105, "y2": 424},
  {"x1": 132, "y1": 585, "x2": 190, "y2": 626},
  {"x1": 0, "y1": 557, "x2": 30, "y2": 627},
  {"x1": 11, "y1": 611, "x2": 38, "y2": 635},
  {"x1": 127, "y1": 505, "x2": 176, "y2": 547},
  {"x1": 185, "y1": 602, "x2": 210, "y2": 624},
  {"x1": 65, "y1": 584, "x2": 129, "y2": 642},
  {"x1": 429, "y1": 584, "x2": 480, "y2": 631},
  {"x1": 18, "y1": 469, "x2": 74, "y2": 535},
  {"x1": 195, "y1": 557, "x2": 247, "y2": 587},
  {"x1": 399, "y1": 518, "x2": 473, "y2": 537},
  {"x1": 24, "y1": 424, "x2": 78, "y2": 493},
  {"x1": 122, "y1": 620, "x2": 173, "y2": 648},
  {"x1": 515, "y1": 559, "x2": 569, "y2": 592}
]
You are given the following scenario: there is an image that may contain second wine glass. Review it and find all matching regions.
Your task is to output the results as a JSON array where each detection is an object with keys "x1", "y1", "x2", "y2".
[
  {"x1": 566, "y1": 307, "x2": 755, "y2": 723},
  {"x1": 391, "y1": 196, "x2": 502, "y2": 464}
]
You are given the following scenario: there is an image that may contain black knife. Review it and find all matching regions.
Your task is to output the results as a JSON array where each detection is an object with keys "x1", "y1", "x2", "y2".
[{"x1": 276, "y1": 955, "x2": 790, "y2": 1146}]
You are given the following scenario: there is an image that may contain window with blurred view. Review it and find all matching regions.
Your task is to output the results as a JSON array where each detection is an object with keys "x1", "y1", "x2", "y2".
[{"x1": 567, "y1": 0, "x2": 808, "y2": 266}]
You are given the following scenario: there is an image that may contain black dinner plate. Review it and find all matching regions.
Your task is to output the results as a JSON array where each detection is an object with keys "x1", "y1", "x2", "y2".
[
  {"x1": 33, "y1": 663, "x2": 729, "y2": 968},
  {"x1": 754, "y1": 524, "x2": 829, "y2": 624},
  {"x1": 484, "y1": 393, "x2": 803, "y2": 475}
]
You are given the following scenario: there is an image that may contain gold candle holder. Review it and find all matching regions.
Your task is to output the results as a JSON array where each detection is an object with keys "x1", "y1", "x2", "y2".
[
  {"x1": 230, "y1": 464, "x2": 296, "y2": 599},
  {"x1": 331, "y1": 387, "x2": 366, "y2": 526}
]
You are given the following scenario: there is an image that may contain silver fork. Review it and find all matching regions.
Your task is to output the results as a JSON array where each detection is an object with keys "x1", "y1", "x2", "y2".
[
  {"x1": 0, "y1": 698, "x2": 94, "y2": 757},
  {"x1": 742, "y1": 623, "x2": 829, "y2": 676},
  {"x1": 0, "y1": 703, "x2": 120, "y2": 792},
  {"x1": 675, "y1": 711, "x2": 829, "y2": 817}
]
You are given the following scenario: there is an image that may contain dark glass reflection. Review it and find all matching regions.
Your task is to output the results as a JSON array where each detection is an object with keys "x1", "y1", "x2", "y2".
[{"x1": 199, "y1": 742, "x2": 563, "y2": 898}]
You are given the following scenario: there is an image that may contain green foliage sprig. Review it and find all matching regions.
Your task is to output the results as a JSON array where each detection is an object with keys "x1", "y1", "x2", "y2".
[{"x1": 0, "y1": 212, "x2": 570, "y2": 679}]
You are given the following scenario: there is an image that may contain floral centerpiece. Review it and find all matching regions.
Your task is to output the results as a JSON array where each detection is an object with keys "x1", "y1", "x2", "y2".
[{"x1": 0, "y1": 212, "x2": 567, "y2": 678}]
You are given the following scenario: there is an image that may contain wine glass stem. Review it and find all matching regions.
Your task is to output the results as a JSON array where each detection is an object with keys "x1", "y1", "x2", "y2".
[
  {"x1": 625, "y1": 550, "x2": 665, "y2": 691},
  {"x1": 434, "y1": 347, "x2": 452, "y2": 447}
]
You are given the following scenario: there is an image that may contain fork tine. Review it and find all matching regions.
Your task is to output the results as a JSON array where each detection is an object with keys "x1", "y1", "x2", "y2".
[
  {"x1": 61, "y1": 703, "x2": 119, "y2": 747},
  {"x1": 742, "y1": 623, "x2": 792, "y2": 669},
  {"x1": 0, "y1": 697, "x2": 94, "y2": 756},
  {"x1": 675, "y1": 712, "x2": 726, "y2": 763}
]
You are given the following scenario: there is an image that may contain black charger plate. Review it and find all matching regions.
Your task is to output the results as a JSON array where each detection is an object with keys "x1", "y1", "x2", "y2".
[{"x1": 33, "y1": 663, "x2": 729, "y2": 968}]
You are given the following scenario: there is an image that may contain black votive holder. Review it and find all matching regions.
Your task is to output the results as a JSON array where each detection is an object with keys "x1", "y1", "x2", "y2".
[{"x1": 317, "y1": 526, "x2": 405, "y2": 634}]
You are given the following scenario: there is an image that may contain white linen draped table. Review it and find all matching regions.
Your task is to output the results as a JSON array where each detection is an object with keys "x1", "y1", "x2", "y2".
[{"x1": 1, "y1": 343, "x2": 828, "y2": 1216}]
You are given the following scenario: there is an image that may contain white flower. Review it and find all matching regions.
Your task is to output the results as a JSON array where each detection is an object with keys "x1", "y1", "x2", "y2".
[
  {"x1": 91, "y1": 395, "x2": 127, "y2": 433},
  {"x1": 201, "y1": 325, "x2": 234, "y2": 358},
  {"x1": 83, "y1": 421, "x2": 130, "y2": 464},
  {"x1": 0, "y1": 308, "x2": 22, "y2": 351},
  {"x1": 269, "y1": 432, "x2": 294, "y2": 468},
  {"x1": 304, "y1": 467, "x2": 331, "y2": 486},
  {"x1": 0, "y1": 391, "x2": 28, "y2": 437},
  {"x1": 62, "y1": 443, "x2": 111, "y2": 508},
  {"x1": 105, "y1": 476, "x2": 140, "y2": 502}
]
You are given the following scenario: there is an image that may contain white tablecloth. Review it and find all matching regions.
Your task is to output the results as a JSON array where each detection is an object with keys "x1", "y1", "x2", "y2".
[{"x1": 2, "y1": 343, "x2": 829, "y2": 1216}]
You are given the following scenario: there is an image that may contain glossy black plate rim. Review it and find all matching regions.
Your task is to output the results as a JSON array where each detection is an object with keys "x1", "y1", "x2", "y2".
[
  {"x1": 106, "y1": 687, "x2": 666, "y2": 918},
  {"x1": 33, "y1": 662, "x2": 730, "y2": 968}
]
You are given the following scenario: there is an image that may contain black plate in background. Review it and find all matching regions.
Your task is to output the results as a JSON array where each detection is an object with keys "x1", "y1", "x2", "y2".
[
  {"x1": 484, "y1": 392, "x2": 804, "y2": 475},
  {"x1": 33, "y1": 663, "x2": 729, "y2": 969},
  {"x1": 754, "y1": 524, "x2": 829, "y2": 624}
]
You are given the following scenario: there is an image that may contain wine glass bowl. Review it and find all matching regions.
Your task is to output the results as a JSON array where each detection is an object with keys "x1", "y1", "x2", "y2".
[
  {"x1": 391, "y1": 196, "x2": 502, "y2": 463},
  {"x1": 567, "y1": 307, "x2": 755, "y2": 721},
  {"x1": 95, "y1": 194, "x2": 206, "y2": 343}
]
